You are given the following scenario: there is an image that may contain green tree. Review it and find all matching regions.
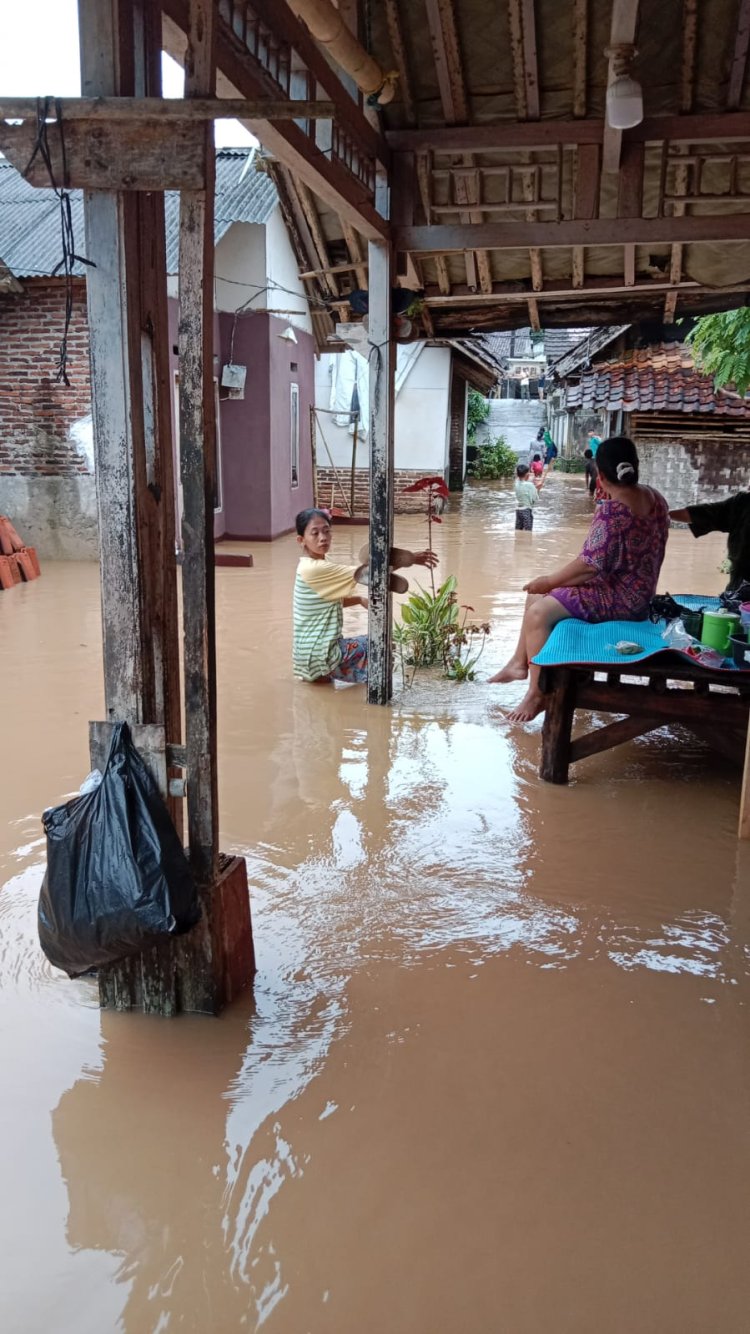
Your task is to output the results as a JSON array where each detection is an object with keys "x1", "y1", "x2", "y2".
[
  {"x1": 687, "y1": 308, "x2": 750, "y2": 396},
  {"x1": 467, "y1": 388, "x2": 490, "y2": 442}
]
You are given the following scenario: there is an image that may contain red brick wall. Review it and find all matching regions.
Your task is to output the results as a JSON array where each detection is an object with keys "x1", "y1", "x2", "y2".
[
  {"x1": 0, "y1": 278, "x2": 91, "y2": 477},
  {"x1": 316, "y1": 468, "x2": 437, "y2": 516}
]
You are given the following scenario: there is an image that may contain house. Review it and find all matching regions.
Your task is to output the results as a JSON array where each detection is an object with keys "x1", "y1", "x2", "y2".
[
  {"x1": 473, "y1": 327, "x2": 589, "y2": 456},
  {"x1": 313, "y1": 332, "x2": 503, "y2": 510},
  {"x1": 0, "y1": 148, "x2": 315, "y2": 558},
  {"x1": 547, "y1": 326, "x2": 750, "y2": 504}
]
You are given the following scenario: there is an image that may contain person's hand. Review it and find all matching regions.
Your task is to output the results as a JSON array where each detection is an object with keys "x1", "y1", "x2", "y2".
[
  {"x1": 359, "y1": 594, "x2": 369, "y2": 609},
  {"x1": 413, "y1": 550, "x2": 439, "y2": 569},
  {"x1": 524, "y1": 575, "x2": 553, "y2": 595}
]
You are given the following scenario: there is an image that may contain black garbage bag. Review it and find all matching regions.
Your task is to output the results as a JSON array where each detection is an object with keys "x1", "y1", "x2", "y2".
[{"x1": 38, "y1": 721, "x2": 200, "y2": 977}]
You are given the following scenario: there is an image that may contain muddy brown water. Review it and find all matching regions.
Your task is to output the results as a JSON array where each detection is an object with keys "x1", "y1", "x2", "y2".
[{"x1": 2, "y1": 476, "x2": 750, "y2": 1333}]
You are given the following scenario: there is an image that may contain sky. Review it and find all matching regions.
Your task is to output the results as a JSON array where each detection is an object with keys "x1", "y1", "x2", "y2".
[{"x1": 1, "y1": 0, "x2": 255, "y2": 148}]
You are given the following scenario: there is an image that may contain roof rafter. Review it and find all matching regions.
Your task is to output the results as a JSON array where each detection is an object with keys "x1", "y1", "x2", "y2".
[
  {"x1": 602, "y1": 0, "x2": 640, "y2": 175},
  {"x1": 395, "y1": 213, "x2": 750, "y2": 250},
  {"x1": 384, "y1": 0, "x2": 417, "y2": 125},
  {"x1": 386, "y1": 111, "x2": 750, "y2": 151},
  {"x1": 573, "y1": 0, "x2": 588, "y2": 117}
]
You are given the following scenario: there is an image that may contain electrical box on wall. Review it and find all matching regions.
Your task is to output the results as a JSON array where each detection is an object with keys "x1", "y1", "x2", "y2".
[{"x1": 221, "y1": 363, "x2": 247, "y2": 399}]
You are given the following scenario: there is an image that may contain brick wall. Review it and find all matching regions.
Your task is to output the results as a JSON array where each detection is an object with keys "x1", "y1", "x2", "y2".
[
  {"x1": 316, "y1": 468, "x2": 438, "y2": 516},
  {"x1": 0, "y1": 278, "x2": 91, "y2": 477},
  {"x1": 635, "y1": 437, "x2": 750, "y2": 507}
]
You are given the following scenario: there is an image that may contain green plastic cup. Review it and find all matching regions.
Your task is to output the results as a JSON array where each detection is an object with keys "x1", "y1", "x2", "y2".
[{"x1": 701, "y1": 609, "x2": 739, "y2": 654}]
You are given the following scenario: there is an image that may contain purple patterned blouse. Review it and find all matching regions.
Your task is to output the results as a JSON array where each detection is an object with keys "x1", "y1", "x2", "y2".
[{"x1": 551, "y1": 488, "x2": 670, "y2": 622}]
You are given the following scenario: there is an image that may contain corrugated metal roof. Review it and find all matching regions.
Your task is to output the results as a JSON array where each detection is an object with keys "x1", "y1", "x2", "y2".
[{"x1": 0, "y1": 148, "x2": 278, "y2": 279}]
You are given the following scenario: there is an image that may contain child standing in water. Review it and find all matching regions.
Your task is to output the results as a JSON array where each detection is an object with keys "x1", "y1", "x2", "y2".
[
  {"x1": 292, "y1": 508, "x2": 438, "y2": 684},
  {"x1": 530, "y1": 453, "x2": 544, "y2": 478},
  {"x1": 514, "y1": 463, "x2": 540, "y2": 531}
]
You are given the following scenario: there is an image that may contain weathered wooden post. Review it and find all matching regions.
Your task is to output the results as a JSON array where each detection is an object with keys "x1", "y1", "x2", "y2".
[
  {"x1": 75, "y1": 0, "x2": 253, "y2": 1014},
  {"x1": 367, "y1": 173, "x2": 395, "y2": 705}
]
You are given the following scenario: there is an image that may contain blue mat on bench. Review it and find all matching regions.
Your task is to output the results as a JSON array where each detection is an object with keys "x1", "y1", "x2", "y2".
[{"x1": 532, "y1": 595, "x2": 724, "y2": 668}]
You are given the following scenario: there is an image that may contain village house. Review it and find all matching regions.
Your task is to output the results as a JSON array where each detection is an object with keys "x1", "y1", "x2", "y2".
[
  {"x1": 313, "y1": 331, "x2": 502, "y2": 508},
  {"x1": 0, "y1": 147, "x2": 315, "y2": 557},
  {"x1": 546, "y1": 324, "x2": 750, "y2": 504}
]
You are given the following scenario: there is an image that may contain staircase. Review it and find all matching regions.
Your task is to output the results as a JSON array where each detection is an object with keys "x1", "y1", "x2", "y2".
[{"x1": 475, "y1": 399, "x2": 546, "y2": 456}]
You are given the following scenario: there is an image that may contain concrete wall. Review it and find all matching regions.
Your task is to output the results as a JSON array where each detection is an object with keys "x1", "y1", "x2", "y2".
[
  {"x1": 314, "y1": 344, "x2": 452, "y2": 473},
  {"x1": 475, "y1": 398, "x2": 545, "y2": 456},
  {"x1": 635, "y1": 436, "x2": 750, "y2": 507},
  {"x1": 0, "y1": 475, "x2": 98, "y2": 559},
  {"x1": 213, "y1": 213, "x2": 313, "y2": 336}
]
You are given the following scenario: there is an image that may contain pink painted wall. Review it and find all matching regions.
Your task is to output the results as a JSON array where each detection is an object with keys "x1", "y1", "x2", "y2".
[
  {"x1": 168, "y1": 300, "x2": 313, "y2": 541},
  {"x1": 217, "y1": 309, "x2": 314, "y2": 540}
]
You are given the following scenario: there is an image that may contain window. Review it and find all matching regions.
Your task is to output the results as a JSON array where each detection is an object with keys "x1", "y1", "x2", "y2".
[{"x1": 290, "y1": 383, "x2": 300, "y2": 488}]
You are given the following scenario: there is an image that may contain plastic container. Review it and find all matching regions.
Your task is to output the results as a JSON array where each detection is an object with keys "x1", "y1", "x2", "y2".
[
  {"x1": 701, "y1": 609, "x2": 740, "y2": 653},
  {"x1": 740, "y1": 602, "x2": 750, "y2": 632},
  {"x1": 730, "y1": 634, "x2": 750, "y2": 669},
  {"x1": 680, "y1": 609, "x2": 703, "y2": 639}
]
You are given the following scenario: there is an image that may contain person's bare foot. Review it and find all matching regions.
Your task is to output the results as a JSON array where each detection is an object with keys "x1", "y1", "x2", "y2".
[
  {"x1": 505, "y1": 689, "x2": 546, "y2": 722},
  {"x1": 487, "y1": 659, "x2": 528, "y2": 684}
]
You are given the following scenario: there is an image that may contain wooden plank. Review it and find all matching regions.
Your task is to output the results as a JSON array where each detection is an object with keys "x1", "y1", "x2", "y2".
[
  {"x1": 394, "y1": 213, "x2": 750, "y2": 251},
  {"x1": 367, "y1": 180, "x2": 395, "y2": 706},
  {"x1": 0, "y1": 95, "x2": 336, "y2": 121},
  {"x1": 179, "y1": 0, "x2": 218, "y2": 882},
  {"x1": 424, "y1": 0, "x2": 469, "y2": 123},
  {"x1": 385, "y1": 112, "x2": 750, "y2": 152},
  {"x1": 740, "y1": 712, "x2": 750, "y2": 837},
  {"x1": 341, "y1": 222, "x2": 368, "y2": 289},
  {"x1": 574, "y1": 143, "x2": 601, "y2": 219},
  {"x1": 569, "y1": 713, "x2": 665, "y2": 763},
  {"x1": 435, "y1": 254, "x2": 451, "y2": 294},
  {"x1": 527, "y1": 296, "x2": 541, "y2": 329},
  {"x1": 508, "y1": 0, "x2": 528, "y2": 119},
  {"x1": 521, "y1": 0, "x2": 540, "y2": 119},
  {"x1": 0, "y1": 118, "x2": 206, "y2": 191},
  {"x1": 90, "y1": 721, "x2": 169, "y2": 798},
  {"x1": 572, "y1": 0, "x2": 588, "y2": 118},
  {"x1": 576, "y1": 679, "x2": 749, "y2": 726},
  {"x1": 422, "y1": 275, "x2": 750, "y2": 301},
  {"x1": 617, "y1": 141, "x2": 644, "y2": 217},
  {"x1": 298, "y1": 181, "x2": 339, "y2": 296},
  {"x1": 680, "y1": 0, "x2": 698, "y2": 114},
  {"x1": 384, "y1": 0, "x2": 417, "y2": 125},
  {"x1": 571, "y1": 246, "x2": 585, "y2": 288},
  {"x1": 729, "y1": 0, "x2": 750, "y2": 109}
]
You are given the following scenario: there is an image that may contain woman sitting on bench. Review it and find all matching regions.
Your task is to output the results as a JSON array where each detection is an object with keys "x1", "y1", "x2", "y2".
[{"x1": 490, "y1": 437, "x2": 670, "y2": 722}]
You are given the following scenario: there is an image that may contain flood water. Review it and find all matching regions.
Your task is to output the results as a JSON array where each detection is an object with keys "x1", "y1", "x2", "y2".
[{"x1": 2, "y1": 475, "x2": 750, "y2": 1333}]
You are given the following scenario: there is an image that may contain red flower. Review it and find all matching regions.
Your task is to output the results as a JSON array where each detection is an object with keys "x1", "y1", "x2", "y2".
[{"x1": 432, "y1": 515, "x2": 442, "y2": 523}]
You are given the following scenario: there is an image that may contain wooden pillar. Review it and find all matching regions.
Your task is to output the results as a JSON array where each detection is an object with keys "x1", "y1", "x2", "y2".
[
  {"x1": 367, "y1": 175, "x2": 395, "y2": 706},
  {"x1": 539, "y1": 668, "x2": 577, "y2": 784},
  {"x1": 178, "y1": 0, "x2": 219, "y2": 882}
]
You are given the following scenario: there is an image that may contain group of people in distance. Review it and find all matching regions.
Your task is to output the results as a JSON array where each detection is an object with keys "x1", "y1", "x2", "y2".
[
  {"x1": 293, "y1": 432, "x2": 750, "y2": 723},
  {"x1": 514, "y1": 427, "x2": 559, "y2": 530}
]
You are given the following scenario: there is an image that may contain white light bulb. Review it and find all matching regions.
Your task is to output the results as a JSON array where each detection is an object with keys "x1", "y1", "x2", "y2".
[{"x1": 606, "y1": 74, "x2": 644, "y2": 130}]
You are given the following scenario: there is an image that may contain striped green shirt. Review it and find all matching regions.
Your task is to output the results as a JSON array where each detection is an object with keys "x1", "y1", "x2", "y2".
[{"x1": 293, "y1": 557, "x2": 359, "y2": 681}]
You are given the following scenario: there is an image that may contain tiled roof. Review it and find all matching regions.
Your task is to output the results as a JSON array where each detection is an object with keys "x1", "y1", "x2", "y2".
[
  {"x1": 0, "y1": 148, "x2": 278, "y2": 279},
  {"x1": 542, "y1": 328, "x2": 589, "y2": 361},
  {"x1": 565, "y1": 343, "x2": 750, "y2": 417},
  {"x1": 483, "y1": 328, "x2": 536, "y2": 360},
  {"x1": 548, "y1": 324, "x2": 630, "y2": 378}
]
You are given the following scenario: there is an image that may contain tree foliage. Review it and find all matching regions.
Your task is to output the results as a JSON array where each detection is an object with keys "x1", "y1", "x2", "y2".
[
  {"x1": 687, "y1": 308, "x2": 750, "y2": 397},
  {"x1": 469, "y1": 437, "x2": 518, "y2": 480},
  {"x1": 467, "y1": 388, "x2": 490, "y2": 441}
]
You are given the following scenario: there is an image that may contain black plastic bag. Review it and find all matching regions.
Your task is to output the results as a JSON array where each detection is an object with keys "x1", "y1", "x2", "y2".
[{"x1": 38, "y1": 721, "x2": 200, "y2": 977}]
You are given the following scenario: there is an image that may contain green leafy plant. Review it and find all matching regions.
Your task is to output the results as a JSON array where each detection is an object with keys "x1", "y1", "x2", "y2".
[
  {"x1": 687, "y1": 309, "x2": 750, "y2": 396},
  {"x1": 394, "y1": 575, "x2": 460, "y2": 673},
  {"x1": 441, "y1": 605, "x2": 491, "y2": 682},
  {"x1": 402, "y1": 474, "x2": 450, "y2": 595},
  {"x1": 467, "y1": 388, "x2": 490, "y2": 442},
  {"x1": 470, "y1": 436, "x2": 518, "y2": 479}
]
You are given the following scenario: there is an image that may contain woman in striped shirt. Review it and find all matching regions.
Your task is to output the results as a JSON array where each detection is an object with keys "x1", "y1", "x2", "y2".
[{"x1": 293, "y1": 508, "x2": 438, "y2": 684}]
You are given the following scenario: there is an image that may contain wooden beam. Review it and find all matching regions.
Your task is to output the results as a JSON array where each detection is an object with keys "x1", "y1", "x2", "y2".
[
  {"x1": 571, "y1": 141, "x2": 599, "y2": 293},
  {"x1": 424, "y1": 0, "x2": 468, "y2": 122},
  {"x1": 572, "y1": 247, "x2": 585, "y2": 288},
  {"x1": 386, "y1": 111, "x2": 750, "y2": 153},
  {"x1": 341, "y1": 223, "x2": 368, "y2": 289},
  {"x1": 527, "y1": 296, "x2": 541, "y2": 329},
  {"x1": 602, "y1": 0, "x2": 640, "y2": 175},
  {"x1": 178, "y1": 0, "x2": 218, "y2": 883},
  {"x1": 435, "y1": 254, "x2": 452, "y2": 294},
  {"x1": 508, "y1": 0, "x2": 528, "y2": 119},
  {"x1": 384, "y1": 0, "x2": 416, "y2": 124},
  {"x1": 0, "y1": 95, "x2": 335, "y2": 120},
  {"x1": 680, "y1": 0, "x2": 698, "y2": 114},
  {"x1": 394, "y1": 213, "x2": 750, "y2": 251},
  {"x1": 729, "y1": 0, "x2": 750, "y2": 109},
  {"x1": 422, "y1": 276, "x2": 750, "y2": 303},
  {"x1": 297, "y1": 181, "x2": 339, "y2": 297},
  {"x1": 521, "y1": 0, "x2": 541, "y2": 119},
  {"x1": 162, "y1": 0, "x2": 388, "y2": 241},
  {"x1": 367, "y1": 180, "x2": 395, "y2": 706},
  {"x1": 573, "y1": 0, "x2": 588, "y2": 117},
  {"x1": 618, "y1": 140, "x2": 644, "y2": 288},
  {"x1": 665, "y1": 150, "x2": 689, "y2": 323},
  {"x1": 0, "y1": 119, "x2": 206, "y2": 190}
]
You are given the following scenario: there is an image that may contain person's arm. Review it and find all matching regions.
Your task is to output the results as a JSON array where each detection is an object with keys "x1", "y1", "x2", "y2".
[
  {"x1": 524, "y1": 557, "x2": 596, "y2": 595},
  {"x1": 343, "y1": 595, "x2": 368, "y2": 609},
  {"x1": 669, "y1": 507, "x2": 690, "y2": 523},
  {"x1": 671, "y1": 495, "x2": 739, "y2": 535},
  {"x1": 390, "y1": 548, "x2": 439, "y2": 571}
]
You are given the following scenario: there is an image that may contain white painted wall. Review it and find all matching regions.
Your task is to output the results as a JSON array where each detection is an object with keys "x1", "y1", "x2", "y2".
[
  {"x1": 212, "y1": 213, "x2": 313, "y2": 335},
  {"x1": 315, "y1": 344, "x2": 452, "y2": 472}
]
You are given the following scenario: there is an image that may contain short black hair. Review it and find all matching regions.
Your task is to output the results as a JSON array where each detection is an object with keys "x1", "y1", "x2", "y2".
[
  {"x1": 532, "y1": 453, "x2": 541, "y2": 461},
  {"x1": 516, "y1": 463, "x2": 530, "y2": 478},
  {"x1": 596, "y1": 436, "x2": 639, "y2": 488},
  {"x1": 295, "y1": 507, "x2": 331, "y2": 536},
  {"x1": 583, "y1": 448, "x2": 593, "y2": 459}
]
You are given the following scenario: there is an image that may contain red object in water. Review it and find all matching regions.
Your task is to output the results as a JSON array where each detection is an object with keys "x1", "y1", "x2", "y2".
[{"x1": 402, "y1": 476, "x2": 450, "y2": 499}]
